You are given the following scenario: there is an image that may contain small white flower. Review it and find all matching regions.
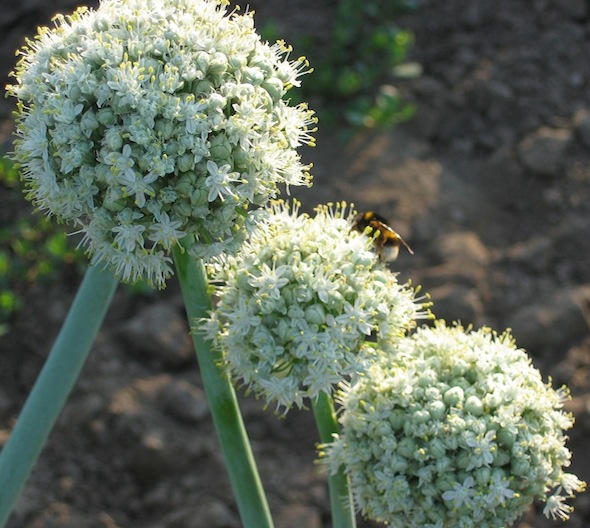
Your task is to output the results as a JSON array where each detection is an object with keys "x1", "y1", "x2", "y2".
[
  {"x1": 112, "y1": 215, "x2": 145, "y2": 252},
  {"x1": 464, "y1": 430, "x2": 496, "y2": 470},
  {"x1": 247, "y1": 263, "x2": 290, "y2": 300},
  {"x1": 54, "y1": 100, "x2": 84, "y2": 124},
  {"x1": 560, "y1": 472, "x2": 586, "y2": 496},
  {"x1": 484, "y1": 471, "x2": 515, "y2": 507},
  {"x1": 224, "y1": 298, "x2": 261, "y2": 337},
  {"x1": 120, "y1": 170, "x2": 159, "y2": 208},
  {"x1": 148, "y1": 211, "x2": 186, "y2": 250},
  {"x1": 543, "y1": 489, "x2": 574, "y2": 520},
  {"x1": 335, "y1": 298, "x2": 373, "y2": 336},
  {"x1": 442, "y1": 477, "x2": 476, "y2": 509},
  {"x1": 205, "y1": 161, "x2": 240, "y2": 202},
  {"x1": 105, "y1": 144, "x2": 136, "y2": 182}
]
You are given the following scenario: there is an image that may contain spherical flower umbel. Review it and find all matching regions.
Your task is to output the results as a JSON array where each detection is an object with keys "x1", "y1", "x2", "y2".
[
  {"x1": 202, "y1": 201, "x2": 423, "y2": 410},
  {"x1": 322, "y1": 323, "x2": 586, "y2": 527},
  {"x1": 8, "y1": 0, "x2": 315, "y2": 287}
]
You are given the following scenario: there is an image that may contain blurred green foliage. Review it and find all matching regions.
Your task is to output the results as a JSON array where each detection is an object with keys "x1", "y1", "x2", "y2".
[
  {"x1": 0, "y1": 156, "x2": 82, "y2": 334},
  {"x1": 266, "y1": 0, "x2": 419, "y2": 128}
]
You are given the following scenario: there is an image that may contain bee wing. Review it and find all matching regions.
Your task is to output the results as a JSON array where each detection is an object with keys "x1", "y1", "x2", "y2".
[
  {"x1": 381, "y1": 224, "x2": 414, "y2": 256},
  {"x1": 398, "y1": 234, "x2": 414, "y2": 255}
]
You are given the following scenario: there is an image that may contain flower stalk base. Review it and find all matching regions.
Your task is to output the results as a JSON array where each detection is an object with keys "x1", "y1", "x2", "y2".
[
  {"x1": 0, "y1": 264, "x2": 118, "y2": 527},
  {"x1": 312, "y1": 392, "x2": 356, "y2": 528},
  {"x1": 173, "y1": 246, "x2": 274, "y2": 528}
]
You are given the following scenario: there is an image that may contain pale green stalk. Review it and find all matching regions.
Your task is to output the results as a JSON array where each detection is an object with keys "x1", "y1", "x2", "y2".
[
  {"x1": 312, "y1": 391, "x2": 356, "y2": 528},
  {"x1": 173, "y1": 247, "x2": 274, "y2": 528},
  {"x1": 0, "y1": 264, "x2": 118, "y2": 527}
]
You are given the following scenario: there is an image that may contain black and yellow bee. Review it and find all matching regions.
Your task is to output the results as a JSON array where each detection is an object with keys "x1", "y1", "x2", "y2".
[{"x1": 352, "y1": 211, "x2": 414, "y2": 262}]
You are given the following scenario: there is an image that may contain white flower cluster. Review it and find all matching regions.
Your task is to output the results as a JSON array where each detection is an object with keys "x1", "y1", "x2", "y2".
[
  {"x1": 8, "y1": 0, "x2": 315, "y2": 287},
  {"x1": 203, "y1": 201, "x2": 423, "y2": 410},
  {"x1": 323, "y1": 323, "x2": 586, "y2": 527}
]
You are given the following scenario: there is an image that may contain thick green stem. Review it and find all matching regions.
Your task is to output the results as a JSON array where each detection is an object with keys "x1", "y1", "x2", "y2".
[
  {"x1": 173, "y1": 248, "x2": 274, "y2": 528},
  {"x1": 0, "y1": 264, "x2": 118, "y2": 527},
  {"x1": 313, "y1": 391, "x2": 356, "y2": 528}
]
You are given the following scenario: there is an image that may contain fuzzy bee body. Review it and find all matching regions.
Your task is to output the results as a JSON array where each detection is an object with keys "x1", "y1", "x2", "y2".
[{"x1": 352, "y1": 211, "x2": 414, "y2": 262}]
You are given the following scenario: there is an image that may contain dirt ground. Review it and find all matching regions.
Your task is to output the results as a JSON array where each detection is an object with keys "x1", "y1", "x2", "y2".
[{"x1": 1, "y1": 1, "x2": 590, "y2": 527}]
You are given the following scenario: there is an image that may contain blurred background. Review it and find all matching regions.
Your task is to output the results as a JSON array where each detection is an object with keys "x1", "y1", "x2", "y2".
[{"x1": 0, "y1": 1, "x2": 589, "y2": 526}]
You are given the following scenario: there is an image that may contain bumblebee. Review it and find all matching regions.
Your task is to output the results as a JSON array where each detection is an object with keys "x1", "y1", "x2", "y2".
[{"x1": 352, "y1": 211, "x2": 414, "y2": 262}]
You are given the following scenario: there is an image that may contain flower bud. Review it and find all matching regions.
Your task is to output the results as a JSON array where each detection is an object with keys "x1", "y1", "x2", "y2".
[
  {"x1": 412, "y1": 409, "x2": 430, "y2": 424},
  {"x1": 243, "y1": 66, "x2": 265, "y2": 85},
  {"x1": 296, "y1": 285, "x2": 313, "y2": 303},
  {"x1": 97, "y1": 108, "x2": 116, "y2": 126},
  {"x1": 208, "y1": 52, "x2": 229, "y2": 74},
  {"x1": 111, "y1": 95, "x2": 131, "y2": 114},
  {"x1": 388, "y1": 409, "x2": 406, "y2": 431},
  {"x1": 305, "y1": 304, "x2": 326, "y2": 325},
  {"x1": 190, "y1": 188, "x2": 208, "y2": 208},
  {"x1": 209, "y1": 134, "x2": 232, "y2": 160},
  {"x1": 262, "y1": 78, "x2": 285, "y2": 102},
  {"x1": 104, "y1": 127, "x2": 123, "y2": 151},
  {"x1": 429, "y1": 438, "x2": 446, "y2": 459},
  {"x1": 496, "y1": 427, "x2": 516, "y2": 447},
  {"x1": 465, "y1": 395, "x2": 484, "y2": 415},
  {"x1": 208, "y1": 92, "x2": 227, "y2": 111},
  {"x1": 277, "y1": 319, "x2": 293, "y2": 341},
  {"x1": 80, "y1": 110, "x2": 100, "y2": 135},
  {"x1": 68, "y1": 85, "x2": 83, "y2": 102},
  {"x1": 443, "y1": 386, "x2": 464, "y2": 406},
  {"x1": 177, "y1": 153, "x2": 194, "y2": 173},
  {"x1": 475, "y1": 467, "x2": 491, "y2": 487},
  {"x1": 229, "y1": 55, "x2": 246, "y2": 70},
  {"x1": 428, "y1": 399, "x2": 446, "y2": 420},
  {"x1": 397, "y1": 437, "x2": 416, "y2": 459},
  {"x1": 511, "y1": 457, "x2": 530, "y2": 476},
  {"x1": 249, "y1": 56, "x2": 273, "y2": 77},
  {"x1": 435, "y1": 476, "x2": 453, "y2": 493},
  {"x1": 194, "y1": 79, "x2": 213, "y2": 96},
  {"x1": 174, "y1": 198, "x2": 192, "y2": 219},
  {"x1": 103, "y1": 198, "x2": 126, "y2": 212},
  {"x1": 155, "y1": 119, "x2": 174, "y2": 139}
]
